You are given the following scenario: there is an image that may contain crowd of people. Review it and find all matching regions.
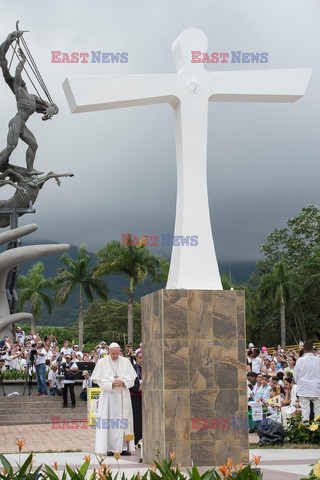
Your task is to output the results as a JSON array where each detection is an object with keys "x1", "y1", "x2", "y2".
[
  {"x1": 0, "y1": 327, "x2": 143, "y2": 448},
  {"x1": 246, "y1": 341, "x2": 320, "y2": 427},
  {"x1": 2, "y1": 325, "x2": 320, "y2": 448},
  {"x1": 0, "y1": 328, "x2": 129, "y2": 369},
  {"x1": 0, "y1": 328, "x2": 140, "y2": 375}
]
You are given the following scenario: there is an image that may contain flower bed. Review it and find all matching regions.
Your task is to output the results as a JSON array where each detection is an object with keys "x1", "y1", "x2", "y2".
[
  {"x1": 0, "y1": 441, "x2": 264, "y2": 480},
  {"x1": 285, "y1": 414, "x2": 320, "y2": 444}
]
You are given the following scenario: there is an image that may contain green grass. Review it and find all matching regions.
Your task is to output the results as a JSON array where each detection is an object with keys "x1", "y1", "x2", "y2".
[
  {"x1": 250, "y1": 442, "x2": 318, "y2": 449},
  {"x1": 5, "y1": 448, "x2": 83, "y2": 454},
  {"x1": 36, "y1": 449, "x2": 82, "y2": 453}
]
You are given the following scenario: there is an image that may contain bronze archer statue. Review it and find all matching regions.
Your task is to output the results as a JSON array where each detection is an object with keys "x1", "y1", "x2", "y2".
[{"x1": 0, "y1": 30, "x2": 58, "y2": 175}]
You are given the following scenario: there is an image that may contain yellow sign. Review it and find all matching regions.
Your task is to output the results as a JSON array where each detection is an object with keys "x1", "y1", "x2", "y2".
[
  {"x1": 267, "y1": 395, "x2": 281, "y2": 407},
  {"x1": 87, "y1": 387, "x2": 101, "y2": 426}
]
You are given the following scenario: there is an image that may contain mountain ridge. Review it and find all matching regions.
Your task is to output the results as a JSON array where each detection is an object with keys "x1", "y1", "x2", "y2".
[{"x1": 10, "y1": 236, "x2": 257, "y2": 326}]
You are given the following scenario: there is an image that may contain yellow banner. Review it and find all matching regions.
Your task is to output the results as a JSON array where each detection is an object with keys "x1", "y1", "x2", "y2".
[{"x1": 87, "y1": 387, "x2": 101, "y2": 426}]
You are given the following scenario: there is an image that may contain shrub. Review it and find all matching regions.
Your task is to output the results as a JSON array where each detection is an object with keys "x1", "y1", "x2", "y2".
[{"x1": 285, "y1": 414, "x2": 320, "y2": 444}]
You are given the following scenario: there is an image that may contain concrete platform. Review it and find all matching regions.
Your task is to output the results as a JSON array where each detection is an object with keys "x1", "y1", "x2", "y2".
[{"x1": 0, "y1": 424, "x2": 319, "y2": 480}]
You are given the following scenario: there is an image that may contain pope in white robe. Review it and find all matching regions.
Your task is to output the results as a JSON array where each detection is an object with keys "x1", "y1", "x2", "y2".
[{"x1": 91, "y1": 343, "x2": 137, "y2": 455}]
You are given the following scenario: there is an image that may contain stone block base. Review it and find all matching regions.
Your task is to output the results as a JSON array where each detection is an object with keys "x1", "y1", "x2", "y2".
[{"x1": 141, "y1": 289, "x2": 248, "y2": 467}]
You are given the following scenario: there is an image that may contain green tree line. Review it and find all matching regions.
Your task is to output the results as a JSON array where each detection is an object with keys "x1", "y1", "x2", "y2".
[
  {"x1": 17, "y1": 234, "x2": 167, "y2": 348},
  {"x1": 16, "y1": 206, "x2": 320, "y2": 349},
  {"x1": 239, "y1": 205, "x2": 320, "y2": 347}
]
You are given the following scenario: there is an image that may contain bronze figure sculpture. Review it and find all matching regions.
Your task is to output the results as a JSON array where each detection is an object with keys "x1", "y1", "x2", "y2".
[{"x1": 0, "y1": 25, "x2": 73, "y2": 338}]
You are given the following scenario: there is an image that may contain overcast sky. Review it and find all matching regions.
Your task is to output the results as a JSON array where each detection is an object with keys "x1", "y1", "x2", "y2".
[{"x1": 0, "y1": 0, "x2": 319, "y2": 264}]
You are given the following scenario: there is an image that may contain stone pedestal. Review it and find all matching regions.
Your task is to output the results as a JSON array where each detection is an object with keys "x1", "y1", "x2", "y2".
[{"x1": 141, "y1": 289, "x2": 248, "y2": 467}]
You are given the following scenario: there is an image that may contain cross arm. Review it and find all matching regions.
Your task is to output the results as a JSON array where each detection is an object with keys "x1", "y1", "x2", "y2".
[
  {"x1": 63, "y1": 74, "x2": 180, "y2": 113},
  {"x1": 208, "y1": 68, "x2": 312, "y2": 103}
]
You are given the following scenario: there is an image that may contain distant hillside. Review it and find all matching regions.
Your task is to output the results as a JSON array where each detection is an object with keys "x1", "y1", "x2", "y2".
[{"x1": 11, "y1": 237, "x2": 257, "y2": 326}]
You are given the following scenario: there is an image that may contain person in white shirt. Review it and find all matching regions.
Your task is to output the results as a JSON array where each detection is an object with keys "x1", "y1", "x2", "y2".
[
  {"x1": 45, "y1": 345, "x2": 53, "y2": 361},
  {"x1": 295, "y1": 341, "x2": 320, "y2": 422},
  {"x1": 60, "y1": 341, "x2": 72, "y2": 355},
  {"x1": 247, "y1": 372, "x2": 256, "y2": 400},
  {"x1": 6, "y1": 347, "x2": 22, "y2": 370},
  {"x1": 80, "y1": 370, "x2": 92, "y2": 401},
  {"x1": 92, "y1": 343, "x2": 137, "y2": 456},
  {"x1": 72, "y1": 345, "x2": 83, "y2": 359},
  {"x1": 251, "y1": 348, "x2": 263, "y2": 374},
  {"x1": 3, "y1": 347, "x2": 11, "y2": 369},
  {"x1": 48, "y1": 364, "x2": 58, "y2": 396},
  {"x1": 17, "y1": 353, "x2": 27, "y2": 371},
  {"x1": 253, "y1": 373, "x2": 264, "y2": 401},
  {"x1": 284, "y1": 356, "x2": 296, "y2": 378},
  {"x1": 97, "y1": 341, "x2": 108, "y2": 358},
  {"x1": 71, "y1": 352, "x2": 78, "y2": 363},
  {"x1": 14, "y1": 327, "x2": 25, "y2": 345},
  {"x1": 34, "y1": 342, "x2": 47, "y2": 396},
  {"x1": 256, "y1": 375, "x2": 271, "y2": 404}
]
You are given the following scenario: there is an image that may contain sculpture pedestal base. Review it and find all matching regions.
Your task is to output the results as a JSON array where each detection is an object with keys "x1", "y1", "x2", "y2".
[{"x1": 141, "y1": 289, "x2": 249, "y2": 466}]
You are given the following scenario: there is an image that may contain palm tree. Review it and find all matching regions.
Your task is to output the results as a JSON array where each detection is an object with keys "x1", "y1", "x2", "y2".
[
  {"x1": 17, "y1": 262, "x2": 54, "y2": 331},
  {"x1": 259, "y1": 261, "x2": 292, "y2": 348},
  {"x1": 55, "y1": 244, "x2": 108, "y2": 347},
  {"x1": 94, "y1": 234, "x2": 165, "y2": 345}
]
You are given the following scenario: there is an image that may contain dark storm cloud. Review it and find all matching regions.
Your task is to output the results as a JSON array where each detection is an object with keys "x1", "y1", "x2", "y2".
[{"x1": 0, "y1": 0, "x2": 319, "y2": 263}]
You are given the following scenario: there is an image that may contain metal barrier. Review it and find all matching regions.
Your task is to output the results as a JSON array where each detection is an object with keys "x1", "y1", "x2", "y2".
[{"x1": 265, "y1": 343, "x2": 320, "y2": 354}]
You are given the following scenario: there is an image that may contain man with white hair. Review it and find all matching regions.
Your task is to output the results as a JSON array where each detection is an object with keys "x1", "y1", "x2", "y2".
[
  {"x1": 295, "y1": 340, "x2": 320, "y2": 421},
  {"x1": 92, "y1": 342, "x2": 137, "y2": 456}
]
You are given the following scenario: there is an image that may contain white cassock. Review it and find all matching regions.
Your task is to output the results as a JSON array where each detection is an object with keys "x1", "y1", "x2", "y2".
[{"x1": 92, "y1": 355, "x2": 137, "y2": 454}]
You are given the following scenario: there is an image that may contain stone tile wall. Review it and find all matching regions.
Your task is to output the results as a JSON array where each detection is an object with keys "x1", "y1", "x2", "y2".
[{"x1": 141, "y1": 289, "x2": 248, "y2": 466}]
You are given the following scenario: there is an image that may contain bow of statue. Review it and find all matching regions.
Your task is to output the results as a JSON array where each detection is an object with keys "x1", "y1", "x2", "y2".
[{"x1": 0, "y1": 24, "x2": 72, "y2": 221}]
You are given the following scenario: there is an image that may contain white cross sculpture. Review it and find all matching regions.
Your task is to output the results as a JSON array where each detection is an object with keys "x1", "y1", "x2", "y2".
[{"x1": 63, "y1": 28, "x2": 311, "y2": 290}]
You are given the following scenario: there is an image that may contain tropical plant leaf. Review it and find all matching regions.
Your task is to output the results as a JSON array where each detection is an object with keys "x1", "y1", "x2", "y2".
[
  {"x1": 44, "y1": 465, "x2": 60, "y2": 480},
  {"x1": 0, "y1": 453, "x2": 14, "y2": 477},
  {"x1": 78, "y1": 461, "x2": 89, "y2": 477},
  {"x1": 17, "y1": 454, "x2": 35, "y2": 480}
]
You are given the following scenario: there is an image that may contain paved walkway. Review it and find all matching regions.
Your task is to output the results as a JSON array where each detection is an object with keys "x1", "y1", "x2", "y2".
[
  {"x1": 0, "y1": 424, "x2": 319, "y2": 480},
  {"x1": 0, "y1": 423, "x2": 96, "y2": 454}
]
